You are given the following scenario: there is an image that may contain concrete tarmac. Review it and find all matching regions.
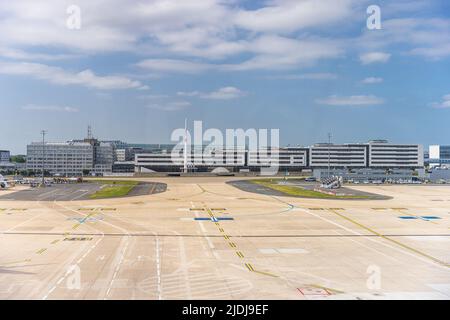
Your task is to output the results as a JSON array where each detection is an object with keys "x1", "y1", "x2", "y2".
[{"x1": 0, "y1": 177, "x2": 449, "y2": 300}]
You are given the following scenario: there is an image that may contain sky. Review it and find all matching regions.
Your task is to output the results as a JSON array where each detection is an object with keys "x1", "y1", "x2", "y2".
[{"x1": 0, "y1": 0, "x2": 449, "y2": 154}]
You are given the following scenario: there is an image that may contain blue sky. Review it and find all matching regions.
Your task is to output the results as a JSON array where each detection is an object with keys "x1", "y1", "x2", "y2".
[{"x1": 0, "y1": 0, "x2": 449, "y2": 154}]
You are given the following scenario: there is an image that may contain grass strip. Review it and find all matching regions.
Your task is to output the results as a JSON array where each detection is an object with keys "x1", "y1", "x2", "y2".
[
  {"x1": 88, "y1": 180, "x2": 139, "y2": 199},
  {"x1": 251, "y1": 179, "x2": 369, "y2": 199}
]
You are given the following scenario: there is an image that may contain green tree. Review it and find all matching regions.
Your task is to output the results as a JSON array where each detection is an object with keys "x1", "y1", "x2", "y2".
[{"x1": 10, "y1": 155, "x2": 26, "y2": 163}]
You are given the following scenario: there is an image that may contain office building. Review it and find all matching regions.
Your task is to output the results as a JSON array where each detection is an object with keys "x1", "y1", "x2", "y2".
[
  {"x1": 309, "y1": 144, "x2": 368, "y2": 168},
  {"x1": 368, "y1": 140, "x2": 423, "y2": 168},
  {"x1": 26, "y1": 142, "x2": 94, "y2": 176},
  {"x1": 428, "y1": 145, "x2": 450, "y2": 166},
  {"x1": 135, "y1": 147, "x2": 246, "y2": 173},
  {"x1": 248, "y1": 147, "x2": 308, "y2": 172},
  {"x1": 0, "y1": 150, "x2": 10, "y2": 162},
  {"x1": 27, "y1": 132, "x2": 115, "y2": 176}
]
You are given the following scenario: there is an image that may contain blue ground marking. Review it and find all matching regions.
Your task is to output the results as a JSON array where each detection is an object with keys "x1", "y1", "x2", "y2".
[
  {"x1": 194, "y1": 217, "x2": 234, "y2": 221},
  {"x1": 67, "y1": 217, "x2": 104, "y2": 223},
  {"x1": 398, "y1": 216, "x2": 441, "y2": 221}
]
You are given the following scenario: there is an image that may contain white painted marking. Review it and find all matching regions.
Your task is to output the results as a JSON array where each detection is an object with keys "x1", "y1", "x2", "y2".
[
  {"x1": 259, "y1": 248, "x2": 309, "y2": 254},
  {"x1": 156, "y1": 238, "x2": 162, "y2": 300},
  {"x1": 191, "y1": 201, "x2": 215, "y2": 250},
  {"x1": 42, "y1": 202, "x2": 106, "y2": 300},
  {"x1": 259, "y1": 248, "x2": 277, "y2": 254},
  {"x1": 297, "y1": 206, "x2": 450, "y2": 270},
  {"x1": 105, "y1": 237, "x2": 129, "y2": 299}
]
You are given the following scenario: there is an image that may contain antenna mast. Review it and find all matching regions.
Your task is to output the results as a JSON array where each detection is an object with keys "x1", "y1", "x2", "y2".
[{"x1": 183, "y1": 119, "x2": 188, "y2": 173}]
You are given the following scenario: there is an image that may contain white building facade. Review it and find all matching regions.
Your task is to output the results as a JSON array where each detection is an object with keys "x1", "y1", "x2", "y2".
[{"x1": 27, "y1": 142, "x2": 94, "y2": 176}]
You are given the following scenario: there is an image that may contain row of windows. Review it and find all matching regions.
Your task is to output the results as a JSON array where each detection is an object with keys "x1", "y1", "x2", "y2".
[{"x1": 311, "y1": 157, "x2": 366, "y2": 160}]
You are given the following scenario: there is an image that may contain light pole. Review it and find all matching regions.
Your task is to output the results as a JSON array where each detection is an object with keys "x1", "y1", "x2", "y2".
[
  {"x1": 41, "y1": 130, "x2": 47, "y2": 186},
  {"x1": 328, "y1": 132, "x2": 332, "y2": 178}
]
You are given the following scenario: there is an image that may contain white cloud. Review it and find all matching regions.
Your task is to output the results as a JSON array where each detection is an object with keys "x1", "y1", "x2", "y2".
[
  {"x1": 136, "y1": 36, "x2": 343, "y2": 73},
  {"x1": 431, "y1": 94, "x2": 450, "y2": 109},
  {"x1": 0, "y1": 61, "x2": 145, "y2": 90},
  {"x1": 0, "y1": 0, "x2": 357, "y2": 54},
  {"x1": 359, "y1": 18, "x2": 450, "y2": 60},
  {"x1": 177, "y1": 91, "x2": 201, "y2": 97},
  {"x1": 0, "y1": 1, "x2": 352, "y2": 73},
  {"x1": 136, "y1": 59, "x2": 211, "y2": 74},
  {"x1": 177, "y1": 87, "x2": 245, "y2": 100},
  {"x1": 362, "y1": 77, "x2": 383, "y2": 84},
  {"x1": 234, "y1": 0, "x2": 357, "y2": 33},
  {"x1": 0, "y1": 47, "x2": 78, "y2": 61},
  {"x1": 138, "y1": 94, "x2": 169, "y2": 100},
  {"x1": 22, "y1": 104, "x2": 79, "y2": 112},
  {"x1": 266, "y1": 73, "x2": 338, "y2": 80},
  {"x1": 201, "y1": 87, "x2": 245, "y2": 100},
  {"x1": 146, "y1": 101, "x2": 191, "y2": 112},
  {"x1": 224, "y1": 36, "x2": 343, "y2": 71},
  {"x1": 410, "y1": 44, "x2": 450, "y2": 60},
  {"x1": 317, "y1": 95, "x2": 384, "y2": 106},
  {"x1": 359, "y1": 52, "x2": 391, "y2": 65}
]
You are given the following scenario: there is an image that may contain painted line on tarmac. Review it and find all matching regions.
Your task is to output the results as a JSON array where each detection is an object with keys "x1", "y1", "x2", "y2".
[
  {"x1": 271, "y1": 195, "x2": 449, "y2": 270},
  {"x1": 36, "y1": 248, "x2": 47, "y2": 254},
  {"x1": 105, "y1": 237, "x2": 130, "y2": 298},
  {"x1": 253, "y1": 270, "x2": 278, "y2": 278},
  {"x1": 245, "y1": 263, "x2": 254, "y2": 272},
  {"x1": 72, "y1": 224, "x2": 81, "y2": 230},
  {"x1": 4, "y1": 231, "x2": 450, "y2": 238},
  {"x1": 191, "y1": 202, "x2": 218, "y2": 261},
  {"x1": 43, "y1": 235, "x2": 103, "y2": 300},
  {"x1": 2, "y1": 211, "x2": 46, "y2": 233},
  {"x1": 156, "y1": 237, "x2": 162, "y2": 300},
  {"x1": 204, "y1": 204, "x2": 279, "y2": 278},
  {"x1": 42, "y1": 201, "x2": 107, "y2": 300},
  {"x1": 69, "y1": 190, "x2": 91, "y2": 201},
  {"x1": 0, "y1": 259, "x2": 31, "y2": 266},
  {"x1": 328, "y1": 209, "x2": 450, "y2": 268},
  {"x1": 392, "y1": 208, "x2": 439, "y2": 224}
]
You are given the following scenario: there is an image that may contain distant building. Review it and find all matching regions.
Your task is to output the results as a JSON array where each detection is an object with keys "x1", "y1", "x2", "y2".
[
  {"x1": 0, "y1": 150, "x2": 10, "y2": 162},
  {"x1": 115, "y1": 149, "x2": 127, "y2": 162},
  {"x1": 428, "y1": 145, "x2": 450, "y2": 166},
  {"x1": 311, "y1": 140, "x2": 423, "y2": 181},
  {"x1": 26, "y1": 142, "x2": 94, "y2": 176},
  {"x1": 93, "y1": 142, "x2": 114, "y2": 174},
  {"x1": 248, "y1": 147, "x2": 308, "y2": 172},
  {"x1": 24, "y1": 132, "x2": 425, "y2": 179},
  {"x1": 309, "y1": 144, "x2": 368, "y2": 168},
  {"x1": 135, "y1": 147, "x2": 247, "y2": 173},
  {"x1": 112, "y1": 161, "x2": 135, "y2": 173},
  {"x1": 135, "y1": 141, "x2": 423, "y2": 177},
  {"x1": 368, "y1": 140, "x2": 423, "y2": 168}
]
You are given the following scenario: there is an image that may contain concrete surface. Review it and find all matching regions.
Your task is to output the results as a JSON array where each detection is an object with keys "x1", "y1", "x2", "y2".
[
  {"x1": 0, "y1": 177, "x2": 449, "y2": 300},
  {"x1": 0, "y1": 182, "x2": 166, "y2": 201}
]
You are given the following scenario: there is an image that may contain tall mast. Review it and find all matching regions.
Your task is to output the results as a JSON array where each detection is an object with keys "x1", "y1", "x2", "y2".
[
  {"x1": 183, "y1": 118, "x2": 188, "y2": 173},
  {"x1": 41, "y1": 130, "x2": 47, "y2": 186}
]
